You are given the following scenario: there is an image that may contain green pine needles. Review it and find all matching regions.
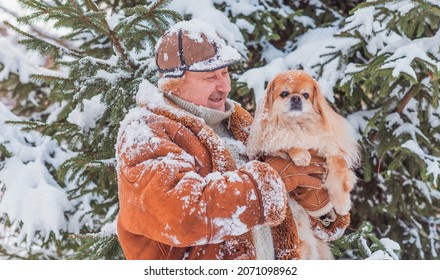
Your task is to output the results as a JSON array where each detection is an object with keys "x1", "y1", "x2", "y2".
[
  {"x1": 333, "y1": 0, "x2": 440, "y2": 259},
  {"x1": 332, "y1": 221, "x2": 401, "y2": 259},
  {"x1": 1, "y1": 0, "x2": 180, "y2": 259}
]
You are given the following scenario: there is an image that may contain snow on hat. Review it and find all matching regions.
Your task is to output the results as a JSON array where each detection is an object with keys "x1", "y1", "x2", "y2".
[{"x1": 155, "y1": 19, "x2": 241, "y2": 78}]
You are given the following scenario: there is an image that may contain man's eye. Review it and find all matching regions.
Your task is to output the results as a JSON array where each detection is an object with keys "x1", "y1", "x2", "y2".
[
  {"x1": 303, "y1": 92, "x2": 309, "y2": 99},
  {"x1": 280, "y1": 91, "x2": 289, "y2": 98}
]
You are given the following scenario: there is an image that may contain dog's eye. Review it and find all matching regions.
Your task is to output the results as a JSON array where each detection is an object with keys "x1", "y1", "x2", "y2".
[
  {"x1": 303, "y1": 92, "x2": 309, "y2": 99},
  {"x1": 280, "y1": 91, "x2": 289, "y2": 98}
]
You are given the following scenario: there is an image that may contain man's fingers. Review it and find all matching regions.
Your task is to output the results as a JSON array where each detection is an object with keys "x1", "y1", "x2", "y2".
[
  {"x1": 310, "y1": 155, "x2": 325, "y2": 165},
  {"x1": 295, "y1": 165, "x2": 326, "y2": 174},
  {"x1": 282, "y1": 174, "x2": 323, "y2": 191}
]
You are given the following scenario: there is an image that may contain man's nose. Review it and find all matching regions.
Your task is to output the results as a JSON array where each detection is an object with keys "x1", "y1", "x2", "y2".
[{"x1": 215, "y1": 75, "x2": 231, "y2": 92}]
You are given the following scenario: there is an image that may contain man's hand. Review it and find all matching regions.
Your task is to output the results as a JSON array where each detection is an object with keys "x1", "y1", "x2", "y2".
[
  {"x1": 265, "y1": 150, "x2": 333, "y2": 216},
  {"x1": 264, "y1": 150, "x2": 326, "y2": 192}
]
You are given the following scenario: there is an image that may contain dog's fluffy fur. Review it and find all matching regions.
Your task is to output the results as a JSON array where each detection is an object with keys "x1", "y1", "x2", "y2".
[{"x1": 247, "y1": 70, "x2": 360, "y2": 259}]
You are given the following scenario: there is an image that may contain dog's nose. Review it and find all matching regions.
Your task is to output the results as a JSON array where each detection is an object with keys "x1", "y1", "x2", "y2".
[
  {"x1": 291, "y1": 95, "x2": 301, "y2": 104},
  {"x1": 290, "y1": 95, "x2": 302, "y2": 111}
]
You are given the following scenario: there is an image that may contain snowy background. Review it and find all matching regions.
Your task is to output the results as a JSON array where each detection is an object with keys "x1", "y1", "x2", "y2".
[{"x1": 1, "y1": 0, "x2": 439, "y2": 259}]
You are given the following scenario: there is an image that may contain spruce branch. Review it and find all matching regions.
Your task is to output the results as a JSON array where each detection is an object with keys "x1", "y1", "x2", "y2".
[
  {"x1": 30, "y1": 74, "x2": 72, "y2": 83},
  {"x1": 68, "y1": 0, "x2": 107, "y2": 35},
  {"x1": 3, "y1": 20, "x2": 81, "y2": 59},
  {"x1": 68, "y1": 233, "x2": 114, "y2": 239},
  {"x1": 68, "y1": 0, "x2": 138, "y2": 70},
  {"x1": 0, "y1": 246, "x2": 27, "y2": 260},
  {"x1": 68, "y1": 234, "x2": 124, "y2": 260},
  {"x1": 84, "y1": 0, "x2": 99, "y2": 12},
  {"x1": 395, "y1": 85, "x2": 418, "y2": 114},
  {"x1": 112, "y1": 0, "x2": 120, "y2": 13},
  {"x1": 107, "y1": 29, "x2": 138, "y2": 70},
  {"x1": 135, "y1": 0, "x2": 175, "y2": 26},
  {"x1": 414, "y1": 0, "x2": 440, "y2": 17},
  {"x1": 17, "y1": 0, "x2": 47, "y2": 11},
  {"x1": 26, "y1": 24, "x2": 76, "y2": 50}
]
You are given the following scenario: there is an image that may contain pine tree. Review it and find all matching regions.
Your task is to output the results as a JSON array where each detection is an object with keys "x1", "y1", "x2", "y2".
[
  {"x1": 0, "y1": 17, "x2": 55, "y2": 121},
  {"x1": 1, "y1": 2, "x2": 77, "y2": 259},
  {"x1": 1, "y1": 0, "x2": 179, "y2": 259},
  {"x1": 332, "y1": 0, "x2": 440, "y2": 259}
]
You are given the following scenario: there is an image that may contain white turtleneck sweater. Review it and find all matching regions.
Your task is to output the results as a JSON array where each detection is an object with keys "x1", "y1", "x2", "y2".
[{"x1": 166, "y1": 93, "x2": 275, "y2": 260}]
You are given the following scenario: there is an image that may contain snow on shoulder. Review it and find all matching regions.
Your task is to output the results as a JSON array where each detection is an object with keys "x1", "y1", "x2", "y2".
[
  {"x1": 136, "y1": 79, "x2": 165, "y2": 107},
  {"x1": 118, "y1": 79, "x2": 172, "y2": 160}
]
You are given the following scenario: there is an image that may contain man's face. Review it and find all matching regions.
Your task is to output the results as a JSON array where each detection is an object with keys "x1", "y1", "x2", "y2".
[{"x1": 175, "y1": 67, "x2": 231, "y2": 112}]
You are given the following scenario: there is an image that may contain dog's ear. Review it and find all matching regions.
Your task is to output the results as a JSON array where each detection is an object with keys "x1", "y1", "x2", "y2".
[
  {"x1": 312, "y1": 79, "x2": 361, "y2": 169},
  {"x1": 247, "y1": 77, "x2": 276, "y2": 160},
  {"x1": 312, "y1": 79, "x2": 338, "y2": 131},
  {"x1": 263, "y1": 77, "x2": 276, "y2": 111}
]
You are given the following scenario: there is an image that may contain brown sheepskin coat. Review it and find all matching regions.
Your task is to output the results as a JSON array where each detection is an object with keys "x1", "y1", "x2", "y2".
[{"x1": 116, "y1": 93, "x2": 347, "y2": 260}]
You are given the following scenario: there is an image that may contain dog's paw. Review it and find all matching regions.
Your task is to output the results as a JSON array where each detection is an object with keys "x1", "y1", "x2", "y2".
[
  {"x1": 289, "y1": 149, "x2": 311, "y2": 166},
  {"x1": 325, "y1": 179, "x2": 353, "y2": 215},
  {"x1": 332, "y1": 198, "x2": 351, "y2": 216},
  {"x1": 325, "y1": 181, "x2": 352, "y2": 215}
]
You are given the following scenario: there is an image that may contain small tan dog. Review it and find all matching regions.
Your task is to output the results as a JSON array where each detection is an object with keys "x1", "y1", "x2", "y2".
[{"x1": 247, "y1": 70, "x2": 360, "y2": 259}]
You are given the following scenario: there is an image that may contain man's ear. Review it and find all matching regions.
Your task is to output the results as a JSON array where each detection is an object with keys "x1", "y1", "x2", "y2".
[
  {"x1": 159, "y1": 76, "x2": 185, "y2": 95},
  {"x1": 173, "y1": 88, "x2": 180, "y2": 95}
]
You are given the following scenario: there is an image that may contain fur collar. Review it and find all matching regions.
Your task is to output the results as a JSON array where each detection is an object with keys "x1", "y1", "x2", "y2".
[{"x1": 141, "y1": 96, "x2": 253, "y2": 173}]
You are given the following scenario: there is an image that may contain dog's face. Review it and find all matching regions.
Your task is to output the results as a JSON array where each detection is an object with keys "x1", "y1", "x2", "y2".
[
  {"x1": 265, "y1": 70, "x2": 320, "y2": 120},
  {"x1": 248, "y1": 69, "x2": 359, "y2": 170}
]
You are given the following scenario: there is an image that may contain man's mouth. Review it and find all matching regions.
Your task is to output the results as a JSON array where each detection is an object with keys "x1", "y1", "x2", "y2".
[{"x1": 209, "y1": 96, "x2": 223, "y2": 102}]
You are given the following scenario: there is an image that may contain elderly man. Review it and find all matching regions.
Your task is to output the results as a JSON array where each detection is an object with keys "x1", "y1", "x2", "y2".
[{"x1": 116, "y1": 19, "x2": 349, "y2": 260}]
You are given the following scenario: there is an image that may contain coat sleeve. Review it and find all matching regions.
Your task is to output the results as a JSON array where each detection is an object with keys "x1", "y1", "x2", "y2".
[{"x1": 116, "y1": 114, "x2": 287, "y2": 247}]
